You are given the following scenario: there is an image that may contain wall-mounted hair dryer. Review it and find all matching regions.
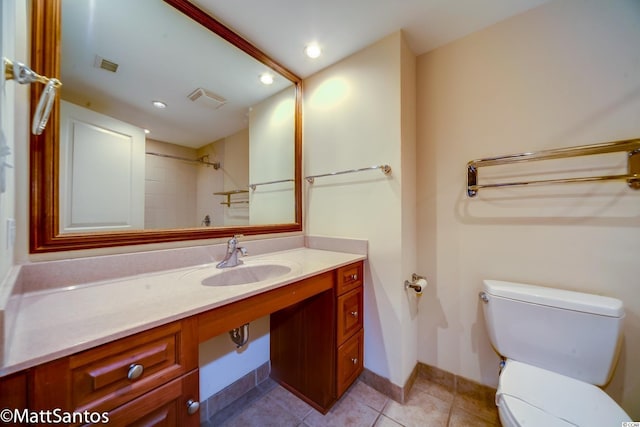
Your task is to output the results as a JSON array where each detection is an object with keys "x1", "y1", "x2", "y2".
[{"x1": 3, "y1": 57, "x2": 62, "y2": 135}]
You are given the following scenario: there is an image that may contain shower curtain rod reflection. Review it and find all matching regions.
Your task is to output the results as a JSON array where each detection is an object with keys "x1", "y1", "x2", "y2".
[
  {"x1": 305, "y1": 164, "x2": 392, "y2": 184},
  {"x1": 145, "y1": 151, "x2": 221, "y2": 169}
]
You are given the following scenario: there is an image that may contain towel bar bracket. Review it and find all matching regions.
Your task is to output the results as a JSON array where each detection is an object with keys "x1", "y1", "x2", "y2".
[{"x1": 628, "y1": 149, "x2": 640, "y2": 190}]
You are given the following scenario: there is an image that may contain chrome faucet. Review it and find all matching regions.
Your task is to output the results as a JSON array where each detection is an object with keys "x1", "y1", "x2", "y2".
[{"x1": 216, "y1": 235, "x2": 247, "y2": 268}]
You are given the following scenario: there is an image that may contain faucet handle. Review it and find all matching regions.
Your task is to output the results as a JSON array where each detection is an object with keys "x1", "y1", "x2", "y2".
[{"x1": 238, "y1": 247, "x2": 248, "y2": 256}]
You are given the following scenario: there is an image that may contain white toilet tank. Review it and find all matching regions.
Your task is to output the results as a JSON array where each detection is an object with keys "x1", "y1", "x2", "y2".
[{"x1": 481, "y1": 280, "x2": 624, "y2": 386}]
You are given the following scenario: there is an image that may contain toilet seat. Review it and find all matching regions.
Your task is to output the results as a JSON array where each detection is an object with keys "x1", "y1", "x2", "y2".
[{"x1": 496, "y1": 360, "x2": 630, "y2": 427}]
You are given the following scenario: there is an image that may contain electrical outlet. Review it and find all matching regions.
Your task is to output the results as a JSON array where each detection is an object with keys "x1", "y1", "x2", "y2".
[{"x1": 6, "y1": 218, "x2": 15, "y2": 250}]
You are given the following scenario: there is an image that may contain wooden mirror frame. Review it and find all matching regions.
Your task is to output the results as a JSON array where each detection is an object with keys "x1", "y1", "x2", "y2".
[{"x1": 29, "y1": 0, "x2": 302, "y2": 253}]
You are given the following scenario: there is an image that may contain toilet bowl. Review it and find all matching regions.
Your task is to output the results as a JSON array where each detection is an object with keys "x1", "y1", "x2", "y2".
[
  {"x1": 496, "y1": 360, "x2": 629, "y2": 427},
  {"x1": 480, "y1": 280, "x2": 631, "y2": 426}
]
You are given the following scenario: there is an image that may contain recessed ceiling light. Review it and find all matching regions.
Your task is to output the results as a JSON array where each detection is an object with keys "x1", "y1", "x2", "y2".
[
  {"x1": 144, "y1": 129, "x2": 151, "y2": 134},
  {"x1": 260, "y1": 73, "x2": 274, "y2": 85},
  {"x1": 152, "y1": 100, "x2": 167, "y2": 109},
  {"x1": 305, "y1": 43, "x2": 322, "y2": 59}
]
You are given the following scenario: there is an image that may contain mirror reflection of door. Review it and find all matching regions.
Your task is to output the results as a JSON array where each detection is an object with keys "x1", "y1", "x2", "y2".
[{"x1": 59, "y1": 101, "x2": 145, "y2": 233}]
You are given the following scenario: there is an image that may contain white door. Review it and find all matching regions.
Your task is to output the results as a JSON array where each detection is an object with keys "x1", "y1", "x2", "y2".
[{"x1": 59, "y1": 100, "x2": 146, "y2": 233}]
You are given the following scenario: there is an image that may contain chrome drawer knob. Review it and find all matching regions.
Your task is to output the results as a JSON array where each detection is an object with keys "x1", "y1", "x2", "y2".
[
  {"x1": 127, "y1": 363, "x2": 144, "y2": 380},
  {"x1": 186, "y1": 399, "x2": 200, "y2": 415},
  {"x1": 350, "y1": 311, "x2": 358, "y2": 318},
  {"x1": 350, "y1": 274, "x2": 358, "y2": 281},
  {"x1": 351, "y1": 357, "x2": 358, "y2": 365}
]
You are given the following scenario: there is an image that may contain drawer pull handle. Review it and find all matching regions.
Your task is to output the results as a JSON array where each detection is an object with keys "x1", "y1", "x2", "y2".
[
  {"x1": 127, "y1": 364, "x2": 144, "y2": 381},
  {"x1": 350, "y1": 274, "x2": 358, "y2": 281},
  {"x1": 350, "y1": 311, "x2": 358, "y2": 318},
  {"x1": 186, "y1": 399, "x2": 200, "y2": 415},
  {"x1": 351, "y1": 357, "x2": 358, "y2": 365}
]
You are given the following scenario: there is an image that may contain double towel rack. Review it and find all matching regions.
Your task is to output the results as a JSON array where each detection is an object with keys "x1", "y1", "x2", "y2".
[
  {"x1": 305, "y1": 164, "x2": 392, "y2": 184},
  {"x1": 467, "y1": 139, "x2": 640, "y2": 197}
]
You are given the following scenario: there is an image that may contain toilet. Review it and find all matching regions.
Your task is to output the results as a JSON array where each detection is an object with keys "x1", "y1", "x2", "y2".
[{"x1": 480, "y1": 280, "x2": 631, "y2": 426}]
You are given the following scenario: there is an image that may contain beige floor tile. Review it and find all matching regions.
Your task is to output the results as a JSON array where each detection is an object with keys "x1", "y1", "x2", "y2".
[
  {"x1": 448, "y1": 406, "x2": 500, "y2": 427},
  {"x1": 373, "y1": 415, "x2": 404, "y2": 427},
  {"x1": 346, "y1": 380, "x2": 390, "y2": 412},
  {"x1": 411, "y1": 376, "x2": 455, "y2": 404},
  {"x1": 303, "y1": 392, "x2": 379, "y2": 427},
  {"x1": 452, "y1": 394, "x2": 499, "y2": 425},
  {"x1": 221, "y1": 393, "x2": 303, "y2": 427},
  {"x1": 382, "y1": 387, "x2": 450, "y2": 427},
  {"x1": 267, "y1": 386, "x2": 315, "y2": 419}
]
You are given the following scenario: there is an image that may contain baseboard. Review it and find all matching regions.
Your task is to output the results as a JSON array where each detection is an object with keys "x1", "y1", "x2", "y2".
[{"x1": 359, "y1": 362, "x2": 496, "y2": 405}]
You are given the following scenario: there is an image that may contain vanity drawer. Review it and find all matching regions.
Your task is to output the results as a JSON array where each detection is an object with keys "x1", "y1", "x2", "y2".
[
  {"x1": 69, "y1": 320, "x2": 197, "y2": 412},
  {"x1": 32, "y1": 318, "x2": 197, "y2": 415},
  {"x1": 336, "y1": 262, "x2": 363, "y2": 295},
  {"x1": 337, "y1": 329, "x2": 364, "y2": 396},
  {"x1": 106, "y1": 369, "x2": 199, "y2": 427},
  {"x1": 337, "y1": 287, "x2": 363, "y2": 344}
]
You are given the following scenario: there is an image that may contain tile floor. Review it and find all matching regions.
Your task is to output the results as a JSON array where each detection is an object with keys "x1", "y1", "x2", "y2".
[{"x1": 202, "y1": 371, "x2": 501, "y2": 427}]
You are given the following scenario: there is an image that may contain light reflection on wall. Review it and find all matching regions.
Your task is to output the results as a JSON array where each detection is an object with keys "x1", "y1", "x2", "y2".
[
  {"x1": 269, "y1": 98, "x2": 295, "y2": 127},
  {"x1": 309, "y1": 77, "x2": 350, "y2": 110}
]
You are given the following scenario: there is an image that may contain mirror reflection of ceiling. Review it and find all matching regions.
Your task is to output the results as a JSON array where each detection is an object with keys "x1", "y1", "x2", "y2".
[{"x1": 61, "y1": 0, "x2": 293, "y2": 148}]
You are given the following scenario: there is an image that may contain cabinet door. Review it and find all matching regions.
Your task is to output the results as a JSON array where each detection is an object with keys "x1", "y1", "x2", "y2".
[
  {"x1": 106, "y1": 370, "x2": 199, "y2": 427},
  {"x1": 270, "y1": 288, "x2": 336, "y2": 412},
  {"x1": 336, "y1": 262, "x2": 363, "y2": 296},
  {"x1": 0, "y1": 371, "x2": 28, "y2": 426},
  {"x1": 337, "y1": 330, "x2": 364, "y2": 397},
  {"x1": 337, "y1": 287, "x2": 363, "y2": 345}
]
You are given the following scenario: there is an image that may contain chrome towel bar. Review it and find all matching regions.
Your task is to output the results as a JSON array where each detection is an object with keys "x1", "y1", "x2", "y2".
[
  {"x1": 249, "y1": 178, "x2": 294, "y2": 190},
  {"x1": 305, "y1": 164, "x2": 392, "y2": 184},
  {"x1": 467, "y1": 139, "x2": 640, "y2": 197}
]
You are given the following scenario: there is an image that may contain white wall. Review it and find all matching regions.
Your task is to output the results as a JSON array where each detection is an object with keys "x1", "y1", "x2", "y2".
[
  {"x1": 0, "y1": 0, "x2": 17, "y2": 281},
  {"x1": 304, "y1": 31, "x2": 418, "y2": 388},
  {"x1": 249, "y1": 87, "x2": 295, "y2": 225},
  {"x1": 416, "y1": 0, "x2": 640, "y2": 417},
  {"x1": 199, "y1": 317, "x2": 270, "y2": 401},
  {"x1": 0, "y1": 0, "x2": 27, "y2": 281},
  {"x1": 198, "y1": 129, "x2": 250, "y2": 227},
  {"x1": 144, "y1": 140, "x2": 199, "y2": 229}
]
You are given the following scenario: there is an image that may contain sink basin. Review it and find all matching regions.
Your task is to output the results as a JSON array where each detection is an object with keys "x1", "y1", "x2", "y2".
[
  {"x1": 180, "y1": 260, "x2": 301, "y2": 287},
  {"x1": 201, "y1": 264, "x2": 293, "y2": 286}
]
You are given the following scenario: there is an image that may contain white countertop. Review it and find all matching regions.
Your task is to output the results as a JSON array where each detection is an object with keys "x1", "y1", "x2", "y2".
[{"x1": 2, "y1": 247, "x2": 365, "y2": 375}]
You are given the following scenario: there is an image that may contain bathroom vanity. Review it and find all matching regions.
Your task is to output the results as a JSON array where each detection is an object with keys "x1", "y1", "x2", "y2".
[{"x1": 0, "y1": 249, "x2": 364, "y2": 424}]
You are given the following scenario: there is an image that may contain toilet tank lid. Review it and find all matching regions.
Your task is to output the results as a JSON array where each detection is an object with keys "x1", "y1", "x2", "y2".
[{"x1": 483, "y1": 280, "x2": 624, "y2": 317}]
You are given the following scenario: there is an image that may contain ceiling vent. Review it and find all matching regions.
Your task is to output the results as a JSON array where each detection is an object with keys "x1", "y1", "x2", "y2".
[
  {"x1": 187, "y1": 87, "x2": 227, "y2": 109},
  {"x1": 94, "y1": 55, "x2": 119, "y2": 73}
]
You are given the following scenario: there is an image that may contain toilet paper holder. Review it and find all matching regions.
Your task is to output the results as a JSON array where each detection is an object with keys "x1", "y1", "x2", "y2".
[{"x1": 405, "y1": 273, "x2": 426, "y2": 294}]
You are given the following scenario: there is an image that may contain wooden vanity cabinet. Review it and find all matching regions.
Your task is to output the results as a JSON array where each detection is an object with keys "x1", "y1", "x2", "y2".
[
  {"x1": 0, "y1": 260, "x2": 365, "y2": 423},
  {"x1": 0, "y1": 371, "x2": 28, "y2": 426},
  {"x1": 270, "y1": 261, "x2": 364, "y2": 413},
  {"x1": 30, "y1": 318, "x2": 199, "y2": 426}
]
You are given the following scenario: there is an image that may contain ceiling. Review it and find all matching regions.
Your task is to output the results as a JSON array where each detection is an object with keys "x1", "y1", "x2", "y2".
[
  {"x1": 193, "y1": 0, "x2": 550, "y2": 78},
  {"x1": 60, "y1": 0, "x2": 550, "y2": 148}
]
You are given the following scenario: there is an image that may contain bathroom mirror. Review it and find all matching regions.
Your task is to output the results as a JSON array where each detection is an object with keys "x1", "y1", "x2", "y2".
[{"x1": 29, "y1": 0, "x2": 302, "y2": 252}]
